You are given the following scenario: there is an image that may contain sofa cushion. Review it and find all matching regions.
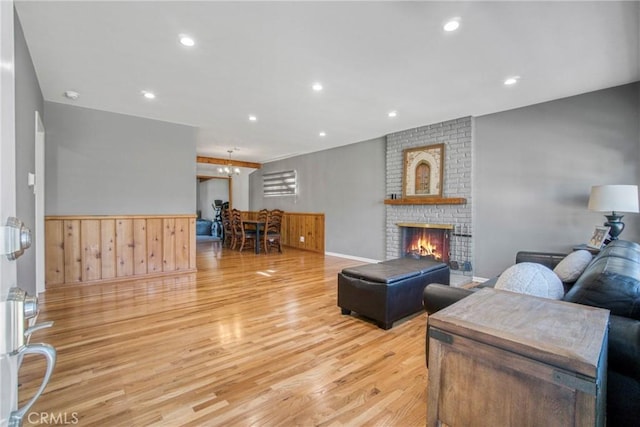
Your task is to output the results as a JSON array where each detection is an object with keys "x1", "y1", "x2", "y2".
[
  {"x1": 495, "y1": 262, "x2": 564, "y2": 300},
  {"x1": 564, "y1": 240, "x2": 640, "y2": 320},
  {"x1": 553, "y1": 250, "x2": 593, "y2": 283}
]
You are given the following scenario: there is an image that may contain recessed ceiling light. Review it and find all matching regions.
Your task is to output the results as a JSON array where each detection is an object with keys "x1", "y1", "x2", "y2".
[
  {"x1": 388, "y1": 111, "x2": 398, "y2": 118},
  {"x1": 248, "y1": 115, "x2": 257, "y2": 122},
  {"x1": 142, "y1": 91, "x2": 156, "y2": 99},
  {"x1": 312, "y1": 82, "x2": 323, "y2": 92},
  {"x1": 443, "y1": 18, "x2": 460, "y2": 32},
  {"x1": 504, "y1": 76, "x2": 520, "y2": 86},
  {"x1": 319, "y1": 132, "x2": 326, "y2": 137},
  {"x1": 179, "y1": 35, "x2": 195, "y2": 47}
]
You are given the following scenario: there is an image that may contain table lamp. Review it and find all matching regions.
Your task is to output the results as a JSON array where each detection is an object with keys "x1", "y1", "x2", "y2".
[{"x1": 588, "y1": 185, "x2": 639, "y2": 240}]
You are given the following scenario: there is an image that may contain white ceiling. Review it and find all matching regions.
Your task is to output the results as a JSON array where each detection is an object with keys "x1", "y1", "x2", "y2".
[{"x1": 15, "y1": 1, "x2": 640, "y2": 163}]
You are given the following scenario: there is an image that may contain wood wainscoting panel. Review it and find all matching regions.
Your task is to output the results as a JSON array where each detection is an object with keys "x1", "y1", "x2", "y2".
[
  {"x1": 242, "y1": 211, "x2": 324, "y2": 254},
  {"x1": 146, "y1": 218, "x2": 163, "y2": 274},
  {"x1": 80, "y1": 220, "x2": 102, "y2": 282},
  {"x1": 163, "y1": 218, "x2": 176, "y2": 272},
  {"x1": 63, "y1": 220, "x2": 82, "y2": 283},
  {"x1": 45, "y1": 215, "x2": 197, "y2": 287},
  {"x1": 281, "y1": 212, "x2": 325, "y2": 253},
  {"x1": 242, "y1": 211, "x2": 325, "y2": 254},
  {"x1": 101, "y1": 219, "x2": 116, "y2": 280},
  {"x1": 45, "y1": 220, "x2": 65, "y2": 285},
  {"x1": 116, "y1": 219, "x2": 134, "y2": 278},
  {"x1": 133, "y1": 219, "x2": 148, "y2": 276},
  {"x1": 174, "y1": 218, "x2": 190, "y2": 271},
  {"x1": 312, "y1": 214, "x2": 325, "y2": 253},
  {"x1": 287, "y1": 212, "x2": 325, "y2": 253},
  {"x1": 188, "y1": 217, "x2": 196, "y2": 270}
]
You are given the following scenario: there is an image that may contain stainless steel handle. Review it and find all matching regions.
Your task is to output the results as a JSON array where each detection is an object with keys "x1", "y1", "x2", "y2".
[
  {"x1": 9, "y1": 343, "x2": 57, "y2": 427},
  {"x1": 3, "y1": 288, "x2": 40, "y2": 355},
  {"x1": 20, "y1": 322, "x2": 54, "y2": 368},
  {"x1": 24, "y1": 322, "x2": 53, "y2": 339},
  {"x1": 0, "y1": 217, "x2": 32, "y2": 261}
]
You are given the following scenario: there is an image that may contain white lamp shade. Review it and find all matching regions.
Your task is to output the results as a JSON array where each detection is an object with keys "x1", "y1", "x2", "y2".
[{"x1": 588, "y1": 185, "x2": 639, "y2": 213}]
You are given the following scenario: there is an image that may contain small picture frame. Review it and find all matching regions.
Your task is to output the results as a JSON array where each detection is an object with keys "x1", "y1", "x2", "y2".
[{"x1": 587, "y1": 226, "x2": 610, "y2": 249}]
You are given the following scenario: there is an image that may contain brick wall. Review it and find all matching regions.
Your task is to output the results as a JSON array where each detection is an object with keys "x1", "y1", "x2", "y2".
[{"x1": 386, "y1": 117, "x2": 473, "y2": 278}]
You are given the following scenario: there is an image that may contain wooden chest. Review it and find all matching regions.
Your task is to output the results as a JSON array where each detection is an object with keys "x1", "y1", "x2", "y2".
[{"x1": 427, "y1": 288, "x2": 609, "y2": 427}]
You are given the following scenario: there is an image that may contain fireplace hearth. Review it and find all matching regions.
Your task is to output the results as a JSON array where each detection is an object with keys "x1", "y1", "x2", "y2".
[{"x1": 399, "y1": 223, "x2": 452, "y2": 264}]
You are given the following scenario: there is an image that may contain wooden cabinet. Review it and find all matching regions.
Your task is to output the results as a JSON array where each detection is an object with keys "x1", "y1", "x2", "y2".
[{"x1": 427, "y1": 288, "x2": 609, "y2": 427}]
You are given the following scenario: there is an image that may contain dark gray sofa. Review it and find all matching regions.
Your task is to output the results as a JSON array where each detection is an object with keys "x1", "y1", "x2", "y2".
[{"x1": 422, "y1": 240, "x2": 640, "y2": 427}]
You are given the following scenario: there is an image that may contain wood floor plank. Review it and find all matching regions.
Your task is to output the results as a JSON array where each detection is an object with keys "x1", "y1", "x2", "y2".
[{"x1": 19, "y1": 242, "x2": 429, "y2": 426}]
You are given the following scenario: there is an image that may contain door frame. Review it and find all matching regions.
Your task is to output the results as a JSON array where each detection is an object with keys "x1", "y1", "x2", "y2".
[
  {"x1": 1, "y1": 0, "x2": 19, "y2": 423},
  {"x1": 0, "y1": 0, "x2": 16, "y2": 291},
  {"x1": 35, "y1": 111, "x2": 45, "y2": 294}
]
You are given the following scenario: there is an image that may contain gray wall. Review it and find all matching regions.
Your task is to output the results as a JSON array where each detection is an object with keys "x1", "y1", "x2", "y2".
[
  {"x1": 44, "y1": 102, "x2": 197, "y2": 215},
  {"x1": 15, "y1": 10, "x2": 43, "y2": 295},
  {"x1": 249, "y1": 137, "x2": 386, "y2": 261},
  {"x1": 474, "y1": 82, "x2": 640, "y2": 279}
]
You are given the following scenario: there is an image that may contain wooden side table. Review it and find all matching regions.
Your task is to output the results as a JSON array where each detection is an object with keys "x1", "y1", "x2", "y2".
[{"x1": 427, "y1": 288, "x2": 609, "y2": 427}]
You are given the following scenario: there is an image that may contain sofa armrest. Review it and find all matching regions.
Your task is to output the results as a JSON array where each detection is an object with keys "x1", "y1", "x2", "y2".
[
  {"x1": 607, "y1": 314, "x2": 640, "y2": 426},
  {"x1": 422, "y1": 283, "x2": 474, "y2": 315},
  {"x1": 515, "y1": 251, "x2": 567, "y2": 269},
  {"x1": 423, "y1": 284, "x2": 475, "y2": 367},
  {"x1": 609, "y1": 314, "x2": 640, "y2": 380}
]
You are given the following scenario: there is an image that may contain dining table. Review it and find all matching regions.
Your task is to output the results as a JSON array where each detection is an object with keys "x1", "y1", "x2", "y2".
[{"x1": 242, "y1": 220, "x2": 266, "y2": 254}]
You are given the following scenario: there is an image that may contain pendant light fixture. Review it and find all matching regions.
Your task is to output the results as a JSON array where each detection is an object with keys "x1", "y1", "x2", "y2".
[{"x1": 218, "y1": 149, "x2": 241, "y2": 177}]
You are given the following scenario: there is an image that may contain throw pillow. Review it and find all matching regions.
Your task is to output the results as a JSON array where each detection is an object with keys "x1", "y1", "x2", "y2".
[
  {"x1": 553, "y1": 250, "x2": 593, "y2": 283},
  {"x1": 495, "y1": 262, "x2": 564, "y2": 300}
]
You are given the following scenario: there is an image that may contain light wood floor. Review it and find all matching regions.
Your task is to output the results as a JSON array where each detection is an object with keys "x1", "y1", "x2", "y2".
[{"x1": 19, "y1": 242, "x2": 429, "y2": 426}]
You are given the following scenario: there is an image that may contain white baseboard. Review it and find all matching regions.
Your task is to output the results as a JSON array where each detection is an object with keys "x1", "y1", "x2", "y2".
[
  {"x1": 325, "y1": 252, "x2": 381, "y2": 264},
  {"x1": 472, "y1": 276, "x2": 490, "y2": 283}
]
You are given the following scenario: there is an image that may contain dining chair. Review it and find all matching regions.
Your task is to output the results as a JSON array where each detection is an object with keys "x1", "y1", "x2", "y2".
[
  {"x1": 232, "y1": 209, "x2": 256, "y2": 252},
  {"x1": 264, "y1": 209, "x2": 284, "y2": 253},
  {"x1": 230, "y1": 209, "x2": 242, "y2": 250},
  {"x1": 242, "y1": 208, "x2": 268, "y2": 234},
  {"x1": 257, "y1": 209, "x2": 269, "y2": 224},
  {"x1": 221, "y1": 208, "x2": 233, "y2": 248}
]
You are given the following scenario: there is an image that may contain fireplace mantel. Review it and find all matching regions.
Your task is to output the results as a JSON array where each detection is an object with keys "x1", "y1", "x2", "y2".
[
  {"x1": 384, "y1": 197, "x2": 466, "y2": 205},
  {"x1": 397, "y1": 223, "x2": 454, "y2": 229}
]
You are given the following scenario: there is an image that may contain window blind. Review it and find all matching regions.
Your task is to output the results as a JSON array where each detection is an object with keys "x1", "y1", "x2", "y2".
[{"x1": 263, "y1": 170, "x2": 297, "y2": 197}]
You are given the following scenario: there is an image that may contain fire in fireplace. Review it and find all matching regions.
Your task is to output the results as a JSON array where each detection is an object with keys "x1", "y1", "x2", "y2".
[{"x1": 399, "y1": 224, "x2": 451, "y2": 263}]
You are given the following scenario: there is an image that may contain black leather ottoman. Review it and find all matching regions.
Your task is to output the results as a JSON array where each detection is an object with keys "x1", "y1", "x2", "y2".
[{"x1": 338, "y1": 258, "x2": 450, "y2": 329}]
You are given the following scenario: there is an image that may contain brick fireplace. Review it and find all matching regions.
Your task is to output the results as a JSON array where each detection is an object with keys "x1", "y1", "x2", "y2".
[{"x1": 385, "y1": 117, "x2": 473, "y2": 284}]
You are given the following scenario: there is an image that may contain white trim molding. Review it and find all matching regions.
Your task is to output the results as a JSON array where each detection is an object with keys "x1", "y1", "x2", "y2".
[{"x1": 324, "y1": 252, "x2": 380, "y2": 264}]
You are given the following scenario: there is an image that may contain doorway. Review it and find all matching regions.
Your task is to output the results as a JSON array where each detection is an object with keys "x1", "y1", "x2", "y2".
[{"x1": 197, "y1": 176, "x2": 231, "y2": 220}]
